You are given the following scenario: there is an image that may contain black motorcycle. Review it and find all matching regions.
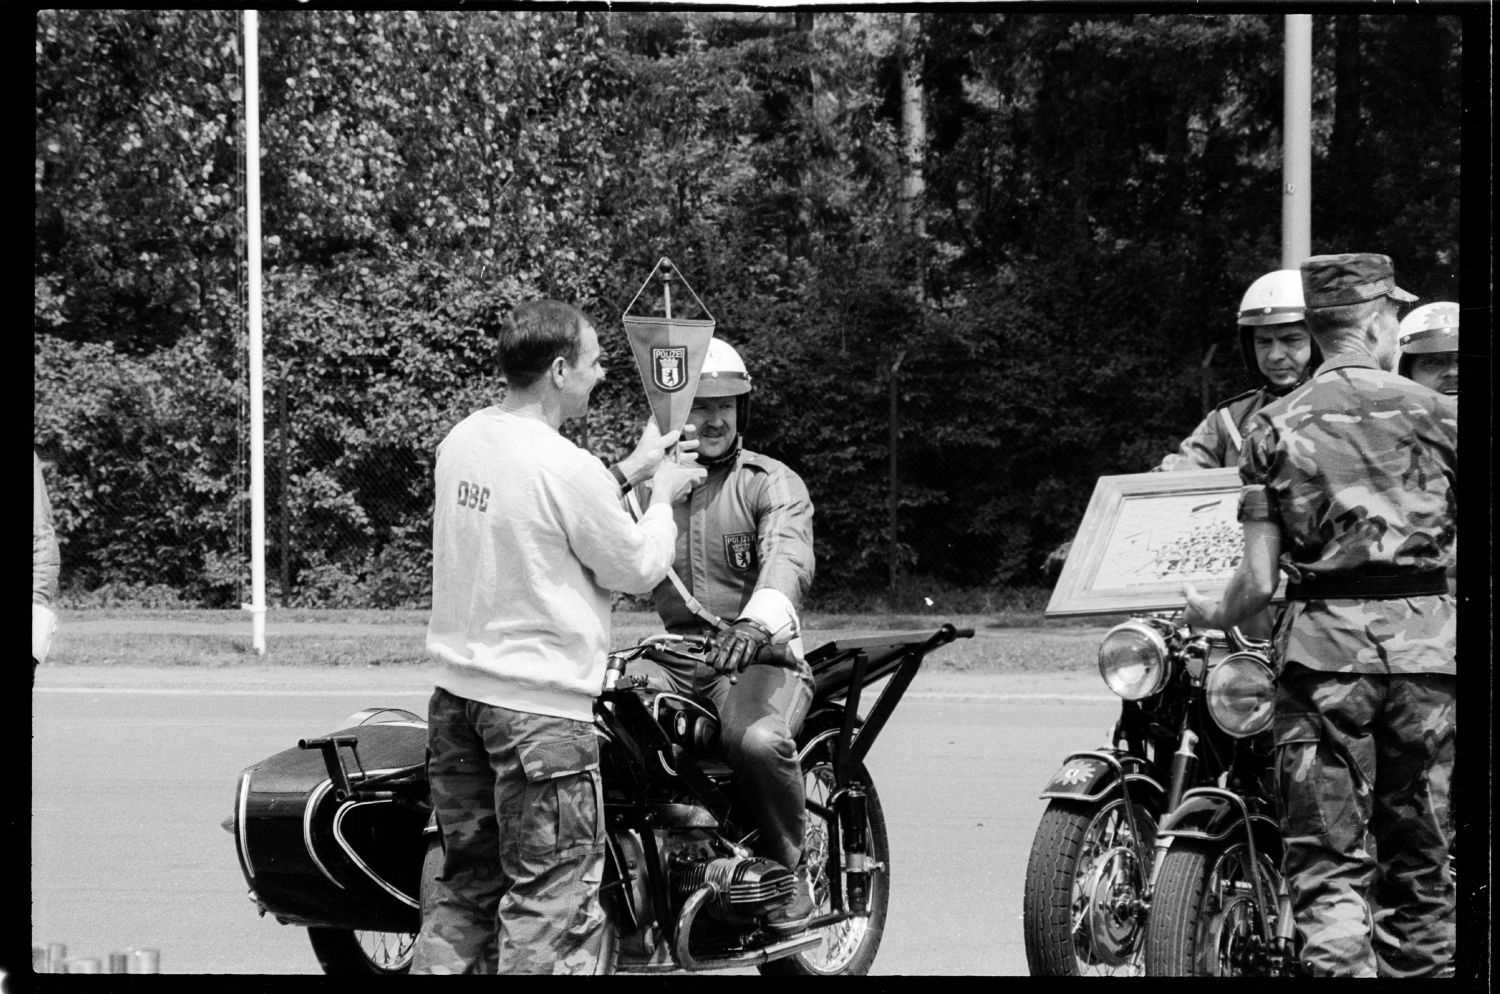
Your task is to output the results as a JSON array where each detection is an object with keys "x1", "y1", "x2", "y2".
[
  {"x1": 226, "y1": 624, "x2": 972, "y2": 975},
  {"x1": 1021, "y1": 613, "x2": 1292, "y2": 976}
]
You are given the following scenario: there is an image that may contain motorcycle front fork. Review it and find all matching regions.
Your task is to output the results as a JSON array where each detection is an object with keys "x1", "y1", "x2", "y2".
[
  {"x1": 1145, "y1": 724, "x2": 1200, "y2": 892},
  {"x1": 1267, "y1": 878, "x2": 1298, "y2": 974}
]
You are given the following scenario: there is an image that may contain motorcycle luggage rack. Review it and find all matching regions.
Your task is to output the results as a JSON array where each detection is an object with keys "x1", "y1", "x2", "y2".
[
  {"x1": 808, "y1": 625, "x2": 971, "y2": 915},
  {"x1": 807, "y1": 625, "x2": 970, "y2": 770},
  {"x1": 298, "y1": 735, "x2": 426, "y2": 803}
]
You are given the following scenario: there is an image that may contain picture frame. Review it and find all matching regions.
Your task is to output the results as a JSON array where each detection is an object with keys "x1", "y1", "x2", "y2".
[{"x1": 1045, "y1": 467, "x2": 1285, "y2": 618}]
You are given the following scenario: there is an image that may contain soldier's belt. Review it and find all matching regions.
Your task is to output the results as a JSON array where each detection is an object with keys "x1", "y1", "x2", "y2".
[{"x1": 1284, "y1": 570, "x2": 1448, "y2": 601}]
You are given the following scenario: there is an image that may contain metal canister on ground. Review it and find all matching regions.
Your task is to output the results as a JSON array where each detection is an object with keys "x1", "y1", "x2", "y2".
[
  {"x1": 44, "y1": 942, "x2": 68, "y2": 974},
  {"x1": 68, "y1": 958, "x2": 103, "y2": 973},
  {"x1": 127, "y1": 947, "x2": 161, "y2": 974},
  {"x1": 108, "y1": 950, "x2": 132, "y2": 974}
]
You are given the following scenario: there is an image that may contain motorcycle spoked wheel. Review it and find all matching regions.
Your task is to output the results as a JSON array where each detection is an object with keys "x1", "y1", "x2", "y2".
[
  {"x1": 758, "y1": 739, "x2": 889, "y2": 976},
  {"x1": 307, "y1": 927, "x2": 418, "y2": 975},
  {"x1": 1022, "y1": 797, "x2": 1156, "y2": 976},
  {"x1": 1144, "y1": 837, "x2": 1286, "y2": 977},
  {"x1": 307, "y1": 834, "x2": 441, "y2": 975}
]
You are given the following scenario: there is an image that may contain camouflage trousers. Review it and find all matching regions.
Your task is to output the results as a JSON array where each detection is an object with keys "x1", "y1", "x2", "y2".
[
  {"x1": 1273, "y1": 663, "x2": 1455, "y2": 978},
  {"x1": 411, "y1": 689, "x2": 609, "y2": 975}
]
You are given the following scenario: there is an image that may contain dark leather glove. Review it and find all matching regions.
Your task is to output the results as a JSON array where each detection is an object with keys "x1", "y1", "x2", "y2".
[{"x1": 708, "y1": 618, "x2": 773, "y2": 676}]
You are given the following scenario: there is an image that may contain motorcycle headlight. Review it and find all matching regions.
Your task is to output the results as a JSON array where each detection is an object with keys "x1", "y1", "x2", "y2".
[
  {"x1": 1205, "y1": 651, "x2": 1276, "y2": 738},
  {"x1": 1097, "y1": 620, "x2": 1170, "y2": 700}
]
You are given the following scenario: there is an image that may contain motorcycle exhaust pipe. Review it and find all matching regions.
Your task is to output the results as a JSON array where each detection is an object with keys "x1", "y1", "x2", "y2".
[{"x1": 840, "y1": 785, "x2": 870, "y2": 915}]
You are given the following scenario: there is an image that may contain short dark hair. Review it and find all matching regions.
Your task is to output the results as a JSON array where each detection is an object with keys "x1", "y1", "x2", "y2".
[
  {"x1": 498, "y1": 300, "x2": 590, "y2": 389},
  {"x1": 1304, "y1": 296, "x2": 1386, "y2": 349}
]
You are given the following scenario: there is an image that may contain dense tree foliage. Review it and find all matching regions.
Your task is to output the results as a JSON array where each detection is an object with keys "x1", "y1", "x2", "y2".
[{"x1": 33, "y1": 10, "x2": 1469, "y2": 607}]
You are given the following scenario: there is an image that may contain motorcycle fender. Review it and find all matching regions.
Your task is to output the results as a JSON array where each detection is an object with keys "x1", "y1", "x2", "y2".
[
  {"x1": 1038, "y1": 751, "x2": 1160, "y2": 805},
  {"x1": 1157, "y1": 791, "x2": 1279, "y2": 851},
  {"x1": 603, "y1": 832, "x2": 648, "y2": 934}
]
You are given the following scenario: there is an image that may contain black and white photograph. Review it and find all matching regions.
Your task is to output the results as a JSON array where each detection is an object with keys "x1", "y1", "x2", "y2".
[{"x1": 27, "y1": 4, "x2": 1485, "y2": 981}]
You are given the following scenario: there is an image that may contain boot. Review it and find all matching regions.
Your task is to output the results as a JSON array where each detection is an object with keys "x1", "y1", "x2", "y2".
[{"x1": 764, "y1": 863, "x2": 815, "y2": 935}]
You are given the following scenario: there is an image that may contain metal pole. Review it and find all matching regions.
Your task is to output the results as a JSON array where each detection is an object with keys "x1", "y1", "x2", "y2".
[
  {"x1": 278, "y1": 373, "x2": 290, "y2": 598},
  {"x1": 244, "y1": 10, "x2": 267, "y2": 654},
  {"x1": 660, "y1": 263, "x2": 677, "y2": 464},
  {"x1": 1282, "y1": 15, "x2": 1313, "y2": 268}
]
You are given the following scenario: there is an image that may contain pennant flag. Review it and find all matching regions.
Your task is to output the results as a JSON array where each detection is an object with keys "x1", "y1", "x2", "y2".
[{"x1": 623, "y1": 314, "x2": 715, "y2": 438}]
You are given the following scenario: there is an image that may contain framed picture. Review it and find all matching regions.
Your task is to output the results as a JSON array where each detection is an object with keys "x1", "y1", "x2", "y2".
[{"x1": 1045, "y1": 467, "x2": 1284, "y2": 618}]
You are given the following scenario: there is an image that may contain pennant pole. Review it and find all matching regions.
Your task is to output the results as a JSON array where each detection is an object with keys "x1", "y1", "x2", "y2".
[{"x1": 621, "y1": 259, "x2": 717, "y2": 443}]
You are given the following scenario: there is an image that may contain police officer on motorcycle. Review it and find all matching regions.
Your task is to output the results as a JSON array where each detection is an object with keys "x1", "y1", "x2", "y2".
[
  {"x1": 1155, "y1": 269, "x2": 1321, "y2": 471},
  {"x1": 616, "y1": 338, "x2": 819, "y2": 934},
  {"x1": 1046, "y1": 270, "x2": 1321, "y2": 587},
  {"x1": 1398, "y1": 301, "x2": 1459, "y2": 396}
]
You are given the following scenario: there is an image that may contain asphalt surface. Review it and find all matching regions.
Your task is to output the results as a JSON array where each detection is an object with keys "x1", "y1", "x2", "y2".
[{"x1": 30, "y1": 662, "x2": 1117, "y2": 976}]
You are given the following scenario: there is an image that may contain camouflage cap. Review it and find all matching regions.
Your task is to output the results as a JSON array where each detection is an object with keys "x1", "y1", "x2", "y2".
[{"x1": 1300, "y1": 253, "x2": 1419, "y2": 310}]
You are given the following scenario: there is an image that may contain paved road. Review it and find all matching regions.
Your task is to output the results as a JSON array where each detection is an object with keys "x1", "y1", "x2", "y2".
[{"x1": 30, "y1": 664, "x2": 1117, "y2": 975}]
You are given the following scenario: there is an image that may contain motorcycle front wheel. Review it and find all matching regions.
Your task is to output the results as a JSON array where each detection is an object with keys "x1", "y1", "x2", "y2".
[
  {"x1": 759, "y1": 738, "x2": 889, "y2": 976},
  {"x1": 1144, "y1": 837, "x2": 1285, "y2": 976},
  {"x1": 1022, "y1": 796, "x2": 1156, "y2": 976},
  {"x1": 307, "y1": 834, "x2": 441, "y2": 975}
]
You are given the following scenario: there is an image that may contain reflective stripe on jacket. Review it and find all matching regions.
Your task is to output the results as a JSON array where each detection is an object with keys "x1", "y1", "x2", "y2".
[
  {"x1": 1157, "y1": 387, "x2": 1275, "y2": 472},
  {"x1": 645, "y1": 446, "x2": 814, "y2": 635}
]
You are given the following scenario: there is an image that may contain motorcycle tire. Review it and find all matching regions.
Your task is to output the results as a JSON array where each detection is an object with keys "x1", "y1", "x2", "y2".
[
  {"x1": 307, "y1": 835, "x2": 441, "y2": 975},
  {"x1": 1143, "y1": 837, "x2": 1285, "y2": 977},
  {"x1": 1022, "y1": 796, "x2": 1156, "y2": 977},
  {"x1": 759, "y1": 738, "x2": 889, "y2": 976}
]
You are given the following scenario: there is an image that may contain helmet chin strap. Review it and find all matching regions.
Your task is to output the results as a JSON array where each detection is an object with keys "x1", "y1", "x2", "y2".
[{"x1": 697, "y1": 434, "x2": 741, "y2": 468}]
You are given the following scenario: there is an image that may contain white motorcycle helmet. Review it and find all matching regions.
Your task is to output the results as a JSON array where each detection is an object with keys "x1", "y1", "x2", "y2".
[
  {"x1": 696, "y1": 337, "x2": 754, "y2": 434},
  {"x1": 1236, "y1": 269, "x2": 1320, "y2": 387},
  {"x1": 1397, "y1": 301, "x2": 1459, "y2": 380}
]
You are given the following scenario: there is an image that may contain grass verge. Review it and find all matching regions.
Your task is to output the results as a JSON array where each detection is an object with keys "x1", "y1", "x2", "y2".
[{"x1": 45, "y1": 609, "x2": 1119, "y2": 675}]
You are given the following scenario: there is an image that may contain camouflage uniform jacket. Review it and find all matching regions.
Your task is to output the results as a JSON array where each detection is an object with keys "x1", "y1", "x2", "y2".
[
  {"x1": 642, "y1": 445, "x2": 815, "y2": 634},
  {"x1": 1157, "y1": 386, "x2": 1278, "y2": 472},
  {"x1": 1236, "y1": 356, "x2": 1457, "y2": 676}
]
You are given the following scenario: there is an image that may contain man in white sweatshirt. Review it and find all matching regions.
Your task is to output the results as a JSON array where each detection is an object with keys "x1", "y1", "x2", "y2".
[{"x1": 412, "y1": 299, "x2": 704, "y2": 975}]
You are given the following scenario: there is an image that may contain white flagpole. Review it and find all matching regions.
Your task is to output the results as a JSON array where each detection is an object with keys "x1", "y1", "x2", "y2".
[
  {"x1": 243, "y1": 10, "x2": 267, "y2": 654},
  {"x1": 1282, "y1": 15, "x2": 1313, "y2": 267}
]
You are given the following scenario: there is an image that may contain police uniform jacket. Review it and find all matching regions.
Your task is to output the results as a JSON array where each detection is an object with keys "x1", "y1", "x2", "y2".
[
  {"x1": 1157, "y1": 386, "x2": 1279, "y2": 471},
  {"x1": 642, "y1": 444, "x2": 815, "y2": 635},
  {"x1": 1236, "y1": 356, "x2": 1457, "y2": 676}
]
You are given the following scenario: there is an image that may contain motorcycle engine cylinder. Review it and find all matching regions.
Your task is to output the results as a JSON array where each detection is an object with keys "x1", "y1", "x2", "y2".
[{"x1": 672, "y1": 856, "x2": 795, "y2": 919}]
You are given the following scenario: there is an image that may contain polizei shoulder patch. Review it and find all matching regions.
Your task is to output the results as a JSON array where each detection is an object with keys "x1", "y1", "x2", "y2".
[{"x1": 723, "y1": 532, "x2": 756, "y2": 572}]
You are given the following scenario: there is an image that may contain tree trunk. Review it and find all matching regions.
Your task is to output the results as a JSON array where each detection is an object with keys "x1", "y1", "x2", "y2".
[
  {"x1": 790, "y1": 11, "x2": 816, "y2": 263},
  {"x1": 897, "y1": 13, "x2": 927, "y2": 250},
  {"x1": 890, "y1": 12, "x2": 926, "y2": 599}
]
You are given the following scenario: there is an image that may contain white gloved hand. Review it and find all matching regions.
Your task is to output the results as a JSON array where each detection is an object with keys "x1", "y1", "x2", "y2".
[{"x1": 33, "y1": 602, "x2": 57, "y2": 665}]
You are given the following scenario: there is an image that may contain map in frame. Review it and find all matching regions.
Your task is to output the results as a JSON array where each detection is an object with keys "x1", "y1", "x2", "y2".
[{"x1": 1046, "y1": 467, "x2": 1285, "y2": 618}]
